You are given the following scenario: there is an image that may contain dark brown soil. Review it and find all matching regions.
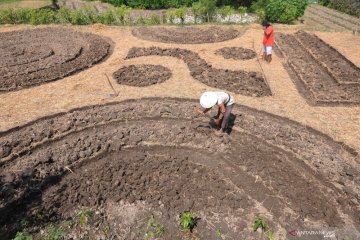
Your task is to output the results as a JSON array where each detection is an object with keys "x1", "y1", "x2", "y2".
[
  {"x1": 0, "y1": 28, "x2": 112, "y2": 92},
  {"x1": 132, "y1": 26, "x2": 241, "y2": 44},
  {"x1": 215, "y1": 47, "x2": 256, "y2": 60},
  {"x1": 126, "y1": 47, "x2": 271, "y2": 97},
  {"x1": 276, "y1": 31, "x2": 360, "y2": 105},
  {"x1": 113, "y1": 64, "x2": 172, "y2": 87},
  {"x1": 1, "y1": 98, "x2": 359, "y2": 239},
  {"x1": 295, "y1": 31, "x2": 360, "y2": 84}
]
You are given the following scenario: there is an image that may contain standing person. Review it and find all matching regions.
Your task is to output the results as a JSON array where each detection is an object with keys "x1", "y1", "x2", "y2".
[
  {"x1": 261, "y1": 20, "x2": 274, "y2": 63},
  {"x1": 196, "y1": 91, "x2": 235, "y2": 136}
]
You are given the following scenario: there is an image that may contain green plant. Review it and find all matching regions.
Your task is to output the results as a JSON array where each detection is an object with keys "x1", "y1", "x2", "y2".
[
  {"x1": 13, "y1": 232, "x2": 32, "y2": 240},
  {"x1": 42, "y1": 225, "x2": 64, "y2": 240},
  {"x1": 216, "y1": 5, "x2": 236, "y2": 18},
  {"x1": 20, "y1": 218, "x2": 29, "y2": 227},
  {"x1": 191, "y1": 1, "x2": 204, "y2": 23},
  {"x1": 238, "y1": 6, "x2": 247, "y2": 15},
  {"x1": 55, "y1": 7, "x2": 71, "y2": 23},
  {"x1": 180, "y1": 211, "x2": 197, "y2": 232},
  {"x1": 63, "y1": 220, "x2": 73, "y2": 230},
  {"x1": 78, "y1": 209, "x2": 93, "y2": 226},
  {"x1": 265, "y1": 0, "x2": 307, "y2": 24},
  {"x1": 144, "y1": 215, "x2": 165, "y2": 239},
  {"x1": 165, "y1": 8, "x2": 177, "y2": 23},
  {"x1": 175, "y1": 6, "x2": 187, "y2": 23},
  {"x1": 115, "y1": 4, "x2": 131, "y2": 24},
  {"x1": 199, "y1": 0, "x2": 216, "y2": 22},
  {"x1": 34, "y1": 209, "x2": 43, "y2": 221},
  {"x1": 98, "y1": 9, "x2": 116, "y2": 24},
  {"x1": 148, "y1": 13, "x2": 161, "y2": 24},
  {"x1": 215, "y1": 229, "x2": 222, "y2": 237},
  {"x1": 253, "y1": 217, "x2": 273, "y2": 240},
  {"x1": 29, "y1": 8, "x2": 56, "y2": 25}
]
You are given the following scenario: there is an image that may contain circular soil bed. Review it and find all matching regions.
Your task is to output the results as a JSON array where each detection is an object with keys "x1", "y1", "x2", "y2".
[
  {"x1": 126, "y1": 47, "x2": 270, "y2": 97},
  {"x1": 113, "y1": 64, "x2": 172, "y2": 87},
  {"x1": 0, "y1": 99, "x2": 359, "y2": 239},
  {"x1": 215, "y1": 47, "x2": 256, "y2": 60},
  {"x1": 132, "y1": 26, "x2": 241, "y2": 44},
  {"x1": 0, "y1": 28, "x2": 111, "y2": 92}
]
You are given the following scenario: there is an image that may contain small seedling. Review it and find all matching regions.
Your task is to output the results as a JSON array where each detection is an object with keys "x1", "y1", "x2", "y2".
[
  {"x1": 144, "y1": 215, "x2": 165, "y2": 239},
  {"x1": 180, "y1": 211, "x2": 197, "y2": 232},
  {"x1": 34, "y1": 209, "x2": 43, "y2": 221},
  {"x1": 78, "y1": 209, "x2": 93, "y2": 226},
  {"x1": 215, "y1": 229, "x2": 222, "y2": 237},
  {"x1": 42, "y1": 224, "x2": 64, "y2": 240},
  {"x1": 20, "y1": 218, "x2": 29, "y2": 227},
  {"x1": 63, "y1": 220, "x2": 73, "y2": 230},
  {"x1": 103, "y1": 225, "x2": 110, "y2": 235},
  {"x1": 253, "y1": 217, "x2": 273, "y2": 240},
  {"x1": 13, "y1": 232, "x2": 32, "y2": 240}
]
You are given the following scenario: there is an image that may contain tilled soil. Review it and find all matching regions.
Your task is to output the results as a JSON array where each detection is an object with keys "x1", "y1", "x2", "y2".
[
  {"x1": 295, "y1": 31, "x2": 360, "y2": 84},
  {"x1": 113, "y1": 64, "x2": 172, "y2": 87},
  {"x1": 0, "y1": 98, "x2": 359, "y2": 239},
  {"x1": 126, "y1": 47, "x2": 271, "y2": 97},
  {"x1": 305, "y1": 4, "x2": 359, "y2": 31},
  {"x1": 215, "y1": 47, "x2": 256, "y2": 60},
  {"x1": 276, "y1": 31, "x2": 360, "y2": 105},
  {"x1": 0, "y1": 28, "x2": 112, "y2": 92},
  {"x1": 132, "y1": 26, "x2": 241, "y2": 44}
]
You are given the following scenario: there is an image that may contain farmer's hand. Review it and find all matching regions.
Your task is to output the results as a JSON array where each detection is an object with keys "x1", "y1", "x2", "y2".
[{"x1": 214, "y1": 119, "x2": 221, "y2": 126}]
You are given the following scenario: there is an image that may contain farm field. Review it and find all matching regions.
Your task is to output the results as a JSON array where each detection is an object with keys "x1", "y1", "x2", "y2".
[
  {"x1": 0, "y1": 22, "x2": 360, "y2": 239},
  {"x1": 0, "y1": 0, "x2": 50, "y2": 9},
  {"x1": 303, "y1": 4, "x2": 360, "y2": 32}
]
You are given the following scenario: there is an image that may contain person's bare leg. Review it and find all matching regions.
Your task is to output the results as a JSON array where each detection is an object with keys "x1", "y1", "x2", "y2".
[{"x1": 266, "y1": 54, "x2": 272, "y2": 63}]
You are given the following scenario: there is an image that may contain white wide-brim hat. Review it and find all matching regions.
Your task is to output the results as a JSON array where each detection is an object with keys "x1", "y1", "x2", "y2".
[{"x1": 200, "y1": 92, "x2": 217, "y2": 109}]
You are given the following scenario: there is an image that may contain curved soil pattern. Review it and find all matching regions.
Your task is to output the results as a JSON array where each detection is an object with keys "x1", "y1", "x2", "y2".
[
  {"x1": 0, "y1": 28, "x2": 112, "y2": 92},
  {"x1": 215, "y1": 47, "x2": 256, "y2": 60},
  {"x1": 113, "y1": 64, "x2": 172, "y2": 87},
  {"x1": 276, "y1": 31, "x2": 360, "y2": 105},
  {"x1": 0, "y1": 99, "x2": 359, "y2": 239},
  {"x1": 132, "y1": 26, "x2": 241, "y2": 44},
  {"x1": 126, "y1": 47, "x2": 270, "y2": 97}
]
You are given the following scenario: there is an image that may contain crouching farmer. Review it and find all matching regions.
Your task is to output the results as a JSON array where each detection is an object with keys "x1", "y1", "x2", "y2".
[{"x1": 197, "y1": 91, "x2": 234, "y2": 136}]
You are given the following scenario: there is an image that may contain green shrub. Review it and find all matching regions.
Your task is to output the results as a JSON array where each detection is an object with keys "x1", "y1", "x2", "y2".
[
  {"x1": 13, "y1": 232, "x2": 32, "y2": 240},
  {"x1": 55, "y1": 7, "x2": 71, "y2": 24},
  {"x1": 165, "y1": 8, "x2": 177, "y2": 23},
  {"x1": 199, "y1": 0, "x2": 216, "y2": 22},
  {"x1": 265, "y1": 0, "x2": 307, "y2": 24},
  {"x1": 216, "y1": 5, "x2": 236, "y2": 18},
  {"x1": 115, "y1": 4, "x2": 132, "y2": 24},
  {"x1": 191, "y1": 2, "x2": 203, "y2": 23},
  {"x1": 148, "y1": 13, "x2": 161, "y2": 24},
  {"x1": 175, "y1": 6, "x2": 187, "y2": 23},
  {"x1": 69, "y1": 7, "x2": 96, "y2": 25},
  {"x1": 29, "y1": 9, "x2": 56, "y2": 25},
  {"x1": 98, "y1": 9, "x2": 116, "y2": 24}
]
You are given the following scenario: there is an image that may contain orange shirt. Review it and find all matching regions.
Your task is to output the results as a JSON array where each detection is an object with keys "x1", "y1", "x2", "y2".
[{"x1": 263, "y1": 26, "x2": 274, "y2": 46}]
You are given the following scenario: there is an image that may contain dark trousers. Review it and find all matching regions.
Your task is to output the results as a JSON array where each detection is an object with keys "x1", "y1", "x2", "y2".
[{"x1": 217, "y1": 104, "x2": 234, "y2": 130}]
